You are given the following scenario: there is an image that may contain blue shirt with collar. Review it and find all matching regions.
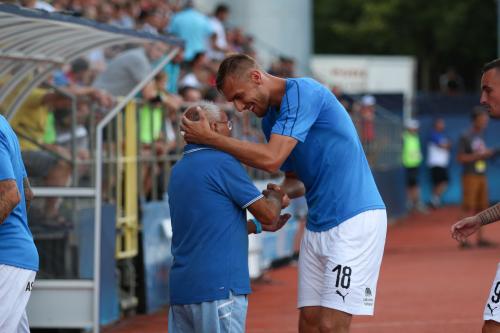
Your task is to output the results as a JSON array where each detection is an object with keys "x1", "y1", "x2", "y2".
[
  {"x1": 168, "y1": 144, "x2": 263, "y2": 304},
  {"x1": 0, "y1": 115, "x2": 39, "y2": 271},
  {"x1": 262, "y1": 78, "x2": 385, "y2": 232}
]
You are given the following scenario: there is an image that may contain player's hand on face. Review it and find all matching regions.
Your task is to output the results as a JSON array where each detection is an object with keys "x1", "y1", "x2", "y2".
[
  {"x1": 180, "y1": 107, "x2": 214, "y2": 143},
  {"x1": 451, "y1": 216, "x2": 481, "y2": 242},
  {"x1": 261, "y1": 213, "x2": 291, "y2": 232}
]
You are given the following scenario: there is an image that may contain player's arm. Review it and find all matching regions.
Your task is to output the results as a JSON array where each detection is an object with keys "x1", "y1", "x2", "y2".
[
  {"x1": 457, "y1": 150, "x2": 493, "y2": 163},
  {"x1": 451, "y1": 203, "x2": 500, "y2": 241},
  {"x1": 456, "y1": 137, "x2": 493, "y2": 162},
  {"x1": 246, "y1": 188, "x2": 291, "y2": 233},
  {"x1": 23, "y1": 177, "x2": 34, "y2": 211},
  {"x1": 0, "y1": 137, "x2": 21, "y2": 224},
  {"x1": 181, "y1": 111, "x2": 297, "y2": 173},
  {"x1": 478, "y1": 203, "x2": 500, "y2": 226},
  {"x1": 280, "y1": 172, "x2": 306, "y2": 199},
  {"x1": 0, "y1": 179, "x2": 21, "y2": 224}
]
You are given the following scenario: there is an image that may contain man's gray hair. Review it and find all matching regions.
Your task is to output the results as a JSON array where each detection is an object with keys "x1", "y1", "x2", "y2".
[{"x1": 196, "y1": 101, "x2": 223, "y2": 122}]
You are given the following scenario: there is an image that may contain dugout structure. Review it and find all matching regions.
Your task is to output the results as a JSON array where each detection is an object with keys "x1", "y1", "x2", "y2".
[{"x1": 0, "y1": 4, "x2": 182, "y2": 332}]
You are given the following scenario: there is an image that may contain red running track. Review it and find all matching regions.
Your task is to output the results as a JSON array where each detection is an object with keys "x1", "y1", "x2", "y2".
[{"x1": 104, "y1": 206, "x2": 500, "y2": 333}]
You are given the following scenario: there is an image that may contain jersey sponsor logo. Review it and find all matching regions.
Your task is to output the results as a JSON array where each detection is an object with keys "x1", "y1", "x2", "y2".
[
  {"x1": 365, "y1": 287, "x2": 372, "y2": 297},
  {"x1": 335, "y1": 290, "x2": 349, "y2": 302}
]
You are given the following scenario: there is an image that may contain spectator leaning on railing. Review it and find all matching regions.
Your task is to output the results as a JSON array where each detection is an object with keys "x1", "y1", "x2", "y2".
[{"x1": 93, "y1": 42, "x2": 167, "y2": 100}]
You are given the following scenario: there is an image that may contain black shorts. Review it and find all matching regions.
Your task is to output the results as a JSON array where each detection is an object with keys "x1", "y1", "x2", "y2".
[
  {"x1": 430, "y1": 166, "x2": 449, "y2": 186},
  {"x1": 22, "y1": 150, "x2": 59, "y2": 179},
  {"x1": 405, "y1": 167, "x2": 419, "y2": 187}
]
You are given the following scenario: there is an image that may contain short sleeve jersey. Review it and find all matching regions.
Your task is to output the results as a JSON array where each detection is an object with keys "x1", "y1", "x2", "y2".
[
  {"x1": 0, "y1": 115, "x2": 39, "y2": 271},
  {"x1": 262, "y1": 78, "x2": 385, "y2": 232}
]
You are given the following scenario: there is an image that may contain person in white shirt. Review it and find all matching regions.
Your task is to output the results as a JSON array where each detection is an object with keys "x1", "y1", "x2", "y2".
[
  {"x1": 207, "y1": 4, "x2": 230, "y2": 61},
  {"x1": 427, "y1": 118, "x2": 451, "y2": 208}
]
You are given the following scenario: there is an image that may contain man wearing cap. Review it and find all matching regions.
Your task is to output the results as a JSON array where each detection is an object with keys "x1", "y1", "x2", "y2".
[{"x1": 360, "y1": 95, "x2": 376, "y2": 163}]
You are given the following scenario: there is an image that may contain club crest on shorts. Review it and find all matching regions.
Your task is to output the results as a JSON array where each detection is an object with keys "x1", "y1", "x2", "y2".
[{"x1": 363, "y1": 286, "x2": 374, "y2": 306}]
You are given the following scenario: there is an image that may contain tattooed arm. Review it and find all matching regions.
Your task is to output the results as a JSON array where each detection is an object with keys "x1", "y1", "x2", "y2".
[
  {"x1": 0, "y1": 179, "x2": 21, "y2": 224},
  {"x1": 451, "y1": 203, "x2": 500, "y2": 242},
  {"x1": 478, "y1": 203, "x2": 500, "y2": 226}
]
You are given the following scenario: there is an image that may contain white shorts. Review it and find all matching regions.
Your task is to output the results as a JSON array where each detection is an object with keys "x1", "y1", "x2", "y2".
[
  {"x1": 484, "y1": 263, "x2": 500, "y2": 322},
  {"x1": 0, "y1": 265, "x2": 36, "y2": 333},
  {"x1": 298, "y1": 209, "x2": 387, "y2": 315}
]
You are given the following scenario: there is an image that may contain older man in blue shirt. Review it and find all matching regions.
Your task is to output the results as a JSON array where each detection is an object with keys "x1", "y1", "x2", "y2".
[{"x1": 168, "y1": 102, "x2": 290, "y2": 333}]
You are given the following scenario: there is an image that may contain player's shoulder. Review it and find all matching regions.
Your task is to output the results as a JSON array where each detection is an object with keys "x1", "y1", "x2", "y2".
[
  {"x1": 288, "y1": 77, "x2": 324, "y2": 89},
  {"x1": 286, "y1": 77, "x2": 326, "y2": 100},
  {"x1": 0, "y1": 116, "x2": 12, "y2": 142}
]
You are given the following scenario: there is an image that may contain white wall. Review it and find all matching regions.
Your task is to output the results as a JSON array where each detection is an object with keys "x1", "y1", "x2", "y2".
[{"x1": 311, "y1": 55, "x2": 417, "y2": 117}]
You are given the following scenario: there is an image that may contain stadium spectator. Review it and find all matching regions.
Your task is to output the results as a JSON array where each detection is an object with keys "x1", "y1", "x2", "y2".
[
  {"x1": 9, "y1": 88, "x2": 72, "y2": 217},
  {"x1": 427, "y1": 118, "x2": 451, "y2": 208},
  {"x1": 52, "y1": 58, "x2": 89, "y2": 87},
  {"x1": 163, "y1": 45, "x2": 185, "y2": 94},
  {"x1": 20, "y1": 0, "x2": 55, "y2": 11},
  {"x1": 268, "y1": 56, "x2": 296, "y2": 78},
  {"x1": 451, "y1": 58, "x2": 500, "y2": 333},
  {"x1": 139, "y1": 72, "x2": 178, "y2": 199},
  {"x1": 52, "y1": 58, "x2": 113, "y2": 106},
  {"x1": 360, "y1": 95, "x2": 377, "y2": 162},
  {"x1": 179, "y1": 86, "x2": 202, "y2": 103},
  {"x1": 457, "y1": 107, "x2": 496, "y2": 248},
  {"x1": 93, "y1": 42, "x2": 167, "y2": 99},
  {"x1": 227, "y1": 27, "x2": 255, "y2": 57},
  {"x1": 168, "y1": 102, "x2": 290, "y2": 333},
  {"x1": 206, "y1": 4, "x2": 230, "y2": 61},
  {"x1": 53, "y1": 99, "x2": 91, "y2": 182},
  {"x1": 402, "y1": 119, "x2": 427, "y2": 213},
  {"x1": 331, "y1": 86, "x2": 353, "y2": 113},
  {"x1": 167, "y1": 1, "x2": 214, "y2": 62},
  {"x1": 181, "y1": 54, "x2": 387, "y2": 333},
  {"x1": 0, "y1": 114, "x2": 38, "y2": 333},
  {"x1": 439, "y1": 67, "x2": 465, "y2": 95},
  {"x1": 179, "y1": 52, "x2": 213, "y2": 92},
  {"x1": 136, "y1": 9, "x2": 162, "y2": 34}
]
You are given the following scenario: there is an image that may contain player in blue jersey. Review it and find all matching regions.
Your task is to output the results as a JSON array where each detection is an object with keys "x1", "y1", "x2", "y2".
[
  {"x1": 181, "y1": 54, "x2": 387, "y2": 333},
  {"x1": 0, "y1": 115, "x2": 38, "y2": 333}
]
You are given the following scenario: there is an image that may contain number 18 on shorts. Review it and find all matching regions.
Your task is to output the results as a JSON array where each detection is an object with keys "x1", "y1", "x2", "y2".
[{"x1": 297, "y1": 209, "x2": 387, "y2": 315}]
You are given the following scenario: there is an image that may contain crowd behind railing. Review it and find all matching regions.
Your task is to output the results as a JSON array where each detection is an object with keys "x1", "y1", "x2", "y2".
[{"x1": 0, "y1": 1, "x2": 403, "y2": 278}]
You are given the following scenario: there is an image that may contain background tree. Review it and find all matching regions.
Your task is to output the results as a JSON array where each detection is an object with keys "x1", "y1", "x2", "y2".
[{"x1": 314, "y1": 0, "x2": 497, "y2": 91}]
